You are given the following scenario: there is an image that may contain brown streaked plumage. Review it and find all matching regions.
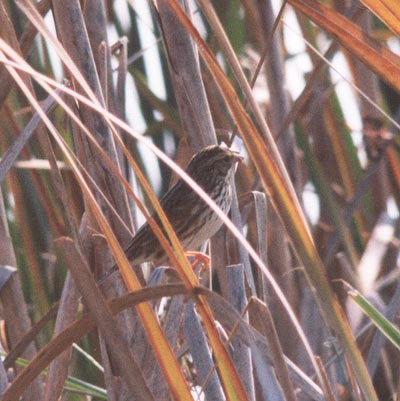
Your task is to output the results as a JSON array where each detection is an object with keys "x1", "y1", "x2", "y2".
[{"x1": 101, "y1": 145, "x2": 242, "y2": 283}]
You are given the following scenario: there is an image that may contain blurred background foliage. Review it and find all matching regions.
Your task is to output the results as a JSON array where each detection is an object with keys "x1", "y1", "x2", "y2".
[{"x1": 0, "y1": 0, "x2": 400, "y2": 400}]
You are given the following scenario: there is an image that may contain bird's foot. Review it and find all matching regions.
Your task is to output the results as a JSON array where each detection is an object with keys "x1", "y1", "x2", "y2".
[{"x1": 186, "y1": 251, "x2": 210, "y2": 272}]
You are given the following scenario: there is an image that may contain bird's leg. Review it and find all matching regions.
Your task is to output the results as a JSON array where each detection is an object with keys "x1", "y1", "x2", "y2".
[{"x1": 186, "y1": 251, "x2": 210, "y2": 272}]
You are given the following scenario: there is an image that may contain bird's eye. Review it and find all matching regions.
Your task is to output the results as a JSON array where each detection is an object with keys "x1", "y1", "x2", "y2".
[{"x1": 222, "y1": 153, "x2": 232, "y2": 162}]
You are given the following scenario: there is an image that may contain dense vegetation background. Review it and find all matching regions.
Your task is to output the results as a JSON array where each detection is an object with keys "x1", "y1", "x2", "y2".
[{"x1": 0, "y1": 0, "x2": 399, "y2": 400}]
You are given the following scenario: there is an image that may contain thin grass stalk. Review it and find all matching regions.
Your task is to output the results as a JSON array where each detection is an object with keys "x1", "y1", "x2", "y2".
[
  {"x1": 155, "y1": 0, "x2": 217, "y2": 150},
  {"x1": 249, "y1": 298, "x2": 298, "y2": 401},
  {"x1": 0, "y1": 189, "x2": 43, "y2": 400},
  {"x1": 287, "y1": 0, "x2": 400, "y2": 92},
  {"x1": 226, "y1": 265, "x2": 255, "y2": 400},
  {"x1": 43, "y1": 273, "x2": 79, "y2": 401},
  {"x1": 295, "y1": 123, "x2": 360, "y2": 268}
]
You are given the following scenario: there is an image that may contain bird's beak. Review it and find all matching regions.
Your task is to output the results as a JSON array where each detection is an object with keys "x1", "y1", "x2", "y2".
[
  {"x1": 232, "y1": 151, "x2": 244, "y2": 173},
  {"x1": 233, "y1": 152, "x2": 244, "y2": 163}
]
